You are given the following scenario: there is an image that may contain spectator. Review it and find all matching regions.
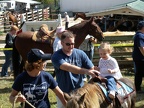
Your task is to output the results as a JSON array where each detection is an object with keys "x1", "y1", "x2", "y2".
[
  {"x1": 1, "y1": 25, "x2": 19, "y2": 77},
  {"x1": 9, "y1": 48, "x2": 67, "y2": 108},
  {"x1": 63, "y1": 12, "x2": 70, "y2": 29},
  {"x1": 51, "y1": 31, "x2": 100, "y2": 108},
  {"x1": 132, "y1": 21, "x2": 144, "y2": 93},
  {"x1": 79, "y1": 35, "x2": 97, "y2": 81},
  {"x1": 95, "y1": 42, "x2": 123, "y2": 99},
  {"x1": 53, "y1": 26, "x2": 65, "y2": 52},
  {"x1": 79, "y1": 35, "x2": 97, "y2": 61},
  {"x1": 19, "y1": 12, "x2": 25, "y2": 28}
]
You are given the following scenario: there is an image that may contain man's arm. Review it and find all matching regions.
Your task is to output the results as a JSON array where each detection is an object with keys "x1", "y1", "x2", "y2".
[{"x1": 60, "y1": 62, "x2": 100, "y2": 77}]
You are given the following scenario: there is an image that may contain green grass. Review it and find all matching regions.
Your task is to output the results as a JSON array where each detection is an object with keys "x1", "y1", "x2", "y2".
[{"x1": 0, "y1": 72, "x2": 144, "y2": 108}]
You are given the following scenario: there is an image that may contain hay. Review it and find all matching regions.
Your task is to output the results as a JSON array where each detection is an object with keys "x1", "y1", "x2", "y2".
[{"x1": 103, "y1": 30, "x2": 135, "y2": 36}]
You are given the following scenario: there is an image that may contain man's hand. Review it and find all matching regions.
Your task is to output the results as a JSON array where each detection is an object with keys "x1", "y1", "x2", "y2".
[{"x1": 88, "y1": 70, "x2": 100, "y2": 78}]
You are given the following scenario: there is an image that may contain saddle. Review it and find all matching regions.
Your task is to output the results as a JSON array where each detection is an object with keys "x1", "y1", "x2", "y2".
[
  {"x1": 90, "y1": 77, "x2": 135, "y2": 107},
  {"x1": 32, "y1": 24, "x2": 55, "y2": 46}
]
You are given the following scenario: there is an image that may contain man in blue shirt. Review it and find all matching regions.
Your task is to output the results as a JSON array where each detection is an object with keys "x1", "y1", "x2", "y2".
[
  {"x1": 132, "y1": 21, "x2": 144, "y2": 93},
  {"x1": 51, "y1": 31, "x2": 100, "y2": 108}
]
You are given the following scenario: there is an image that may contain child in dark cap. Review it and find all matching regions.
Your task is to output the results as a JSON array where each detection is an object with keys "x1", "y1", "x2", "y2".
[{"x1": 9, "y1": 48, "x2": 67, "y2": 108}]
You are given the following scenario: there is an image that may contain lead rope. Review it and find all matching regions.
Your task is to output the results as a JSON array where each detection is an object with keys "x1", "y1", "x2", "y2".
[{"x1": 12, "y1": 93, "x2": 36, "y2": 108}]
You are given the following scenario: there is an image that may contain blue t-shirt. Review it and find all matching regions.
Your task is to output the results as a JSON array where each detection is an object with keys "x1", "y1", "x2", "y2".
[
  {"x1": 12, "y1": 71, "x2": 57, "y2": 108},
  {"x1": 51, "y1": 48, "x2": 94, "y2": 93},
  {"x1": 132, "y1": 31, "x2": 144, "y2": 61}
]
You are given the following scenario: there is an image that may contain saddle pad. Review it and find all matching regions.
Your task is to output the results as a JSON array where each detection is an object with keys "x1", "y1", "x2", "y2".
[
  {"x1": 97, "y1": 81, "x2": 134, "y2": 102},
  {"x1": 97, "y1": 83, "x2": 111, "y2": 102},
  {"x1": 117, "y1": 81, "x2": 134, "y2": 97}
]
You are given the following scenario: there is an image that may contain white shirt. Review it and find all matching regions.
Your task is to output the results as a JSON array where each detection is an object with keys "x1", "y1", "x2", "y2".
[
  {"x1": 98, "y1": 56, "x2": 123, "y2": 80},
  {"x1": 65, "y1": 15, "x2": 70, "y2": 22},
  {"x1": 79, "y1": 35, "x2": 94, "y2": 51},
  {"x1": 20, "y1": 14, "x2": 25, "y2": 23},
  {"x1": 53, "y1": 37, "x2": 62, "y2": 52}
]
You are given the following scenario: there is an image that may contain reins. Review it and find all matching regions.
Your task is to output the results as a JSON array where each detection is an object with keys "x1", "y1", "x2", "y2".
[{"x1": 12, "y1": 93, "x2": 36, "y2": 108}]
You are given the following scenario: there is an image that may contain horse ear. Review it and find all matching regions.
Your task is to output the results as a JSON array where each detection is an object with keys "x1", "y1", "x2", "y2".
[
  {"x1": 78, "y1": 93, "x2": 86, "y2": 104},
  {"x1": 64, "y1": 93, "x2": 71, "y2": 101}
]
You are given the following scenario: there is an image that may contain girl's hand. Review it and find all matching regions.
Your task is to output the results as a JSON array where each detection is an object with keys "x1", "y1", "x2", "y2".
[{"x1": 108, "y1": 69, "x2": 113, "y2": 73}]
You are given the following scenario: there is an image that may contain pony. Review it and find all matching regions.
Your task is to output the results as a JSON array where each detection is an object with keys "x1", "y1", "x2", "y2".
[
  {"x1": 6, "y1": 11, "x2": 18, "y2": 27},
  {"x1": 12, "y1": 17, "x2": 104, "y2": 79},
  {"x1": 64, "y1": 78, "x2": 136, "y2": 108}
]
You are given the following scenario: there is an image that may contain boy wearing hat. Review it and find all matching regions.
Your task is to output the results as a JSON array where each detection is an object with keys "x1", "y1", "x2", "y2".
[
  {"x1": 132, "y1": 21, "x2": 144, "y2": 93},
  {"x1": 9, "y1": 48, "x2": 67, "y2": 108}
]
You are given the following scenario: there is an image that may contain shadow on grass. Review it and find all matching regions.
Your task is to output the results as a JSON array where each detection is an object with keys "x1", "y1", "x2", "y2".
[
  {"x1": 0, "y1": 77, "x2": 14, "y2": 82},
  {"x1": 0, "y1": 87, "x2": 11, "y2": 94}
]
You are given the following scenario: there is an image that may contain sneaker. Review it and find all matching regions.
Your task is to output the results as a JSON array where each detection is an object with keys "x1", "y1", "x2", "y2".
[
  {"x1": 109, "y1": 91, "x2": 115, "y2": 99},
  {"x1": 1, "y1": 75, "x2": 9, "y2": 77},
  {"x1": 83, "y1": 78, "x2": 87, "y2": 82}
]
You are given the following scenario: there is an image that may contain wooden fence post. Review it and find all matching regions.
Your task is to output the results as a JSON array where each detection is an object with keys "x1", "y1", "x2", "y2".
[{"x1": 32, "y1": 9, "x2": 34, "y2": 21}]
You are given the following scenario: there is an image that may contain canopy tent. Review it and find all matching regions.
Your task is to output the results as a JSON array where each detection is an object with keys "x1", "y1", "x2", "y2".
[{"x1": 86, "y1": 0, "x2": 144, "y2": 17}]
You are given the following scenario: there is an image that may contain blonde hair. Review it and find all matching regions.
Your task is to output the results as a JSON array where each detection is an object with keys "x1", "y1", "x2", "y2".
[
  {"x1": 10, "y1": 25, "x2": 19, "y2": 31},
  {"x1": 98, "y1": 42, "x2": 114, "y2": 54},
  {"x1": 25, "y1": 60, "x2": 42, "y2": 71}
]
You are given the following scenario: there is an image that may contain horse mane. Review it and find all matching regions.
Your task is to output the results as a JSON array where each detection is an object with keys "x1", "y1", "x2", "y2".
[
  {"x1": 68, "y1": 83, "x2": 103, "y2": 108},
  {"x1": 67, "y1": 20, "x2": 88, "y2": 34}
]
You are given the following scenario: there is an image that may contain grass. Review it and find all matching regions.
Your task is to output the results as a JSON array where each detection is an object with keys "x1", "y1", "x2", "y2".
[{"x1": 0, "y1": 72, "x2": 144, "y2": 108}]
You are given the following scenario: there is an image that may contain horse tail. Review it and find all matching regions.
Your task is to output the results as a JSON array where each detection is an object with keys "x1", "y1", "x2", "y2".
[{"x1": 12, "y1": 37, "x2": 21, "y2": 80}]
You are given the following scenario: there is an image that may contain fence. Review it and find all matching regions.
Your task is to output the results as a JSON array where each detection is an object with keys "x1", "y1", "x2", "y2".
[
  {"x1": 0, "y1": 7, "x2": 50, "y2": 33},
  {"x1": 0, "y1": 31, "x2": 135, "y2": 73},
  {"x1": 94, "y1": 31, "x2": 135, "y2": 72}
]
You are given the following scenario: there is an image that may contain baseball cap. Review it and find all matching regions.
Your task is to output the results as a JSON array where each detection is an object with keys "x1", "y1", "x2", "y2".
[
  {"x1": 56, "y1": 26, "x2": 65, "y2": 34},
  {"x1": 27, "y1": 48, "x2": 51, "y2": 63},
  {"x1": 137, "y1": 21, "x2": 144, "y2": 30}
]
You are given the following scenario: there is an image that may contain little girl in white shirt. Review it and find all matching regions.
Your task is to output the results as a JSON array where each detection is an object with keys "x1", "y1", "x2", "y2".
[{"x1": 95, "y1": 42, "x2": 123, "y2": 99}]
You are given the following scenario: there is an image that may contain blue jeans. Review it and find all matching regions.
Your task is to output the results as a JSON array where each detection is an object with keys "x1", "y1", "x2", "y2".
[
  {"x1": 1, "y1": 50, "x2": 12, "y2": 76},
  {"x1": 105, "y1": 76, "x2": 117, "y2": 91}
]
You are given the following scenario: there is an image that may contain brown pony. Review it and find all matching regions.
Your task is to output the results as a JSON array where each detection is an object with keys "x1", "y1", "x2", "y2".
[
  {"x1": 6, "y1": 11, "x2": 18, "y2": 26},
  {"x1": 64, "y1": 78, "x2": 136, "y2": 108},
  {"x1": 12, "y1": 17, "x2": 104, "y2": 79}
]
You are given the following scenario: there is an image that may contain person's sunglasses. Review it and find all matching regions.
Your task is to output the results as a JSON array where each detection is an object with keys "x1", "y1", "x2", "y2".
[{"x1": 65, "y1": 43, "x2": 75, "y2": 46}]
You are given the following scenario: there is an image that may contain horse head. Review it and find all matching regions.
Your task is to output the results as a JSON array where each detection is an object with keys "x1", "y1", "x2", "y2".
[
  {"x1": 88, "y1": 17, "x2": 104, "y2": 41},
  {"x1": 73, "y1": 12, "x2": 87, "y2": 21},
  {"x1": 64, "y1": 93, "x2": 88, "y2": 108}
]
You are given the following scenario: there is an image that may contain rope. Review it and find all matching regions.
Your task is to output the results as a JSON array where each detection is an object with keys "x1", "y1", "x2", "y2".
[{"x1": 12, "y1": 93, "x2": 36, "y2": 108}]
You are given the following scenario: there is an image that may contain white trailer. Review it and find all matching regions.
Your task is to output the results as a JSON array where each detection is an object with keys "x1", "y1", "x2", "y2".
[
  {"x1": 60, "y1": 0, "x2": 135, "y2": 13},
  {"x1": 22, "y1": 14, "x2": 62, "y2": 32}
]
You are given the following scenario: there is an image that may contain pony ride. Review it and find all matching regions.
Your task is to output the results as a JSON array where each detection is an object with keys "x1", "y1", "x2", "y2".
[
  {"x1": 64, "y1": 78, "x2": 136, "y2": 108},
  {"x1": 12, "y1": 17, "x2": 104, "y2": 79}
]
